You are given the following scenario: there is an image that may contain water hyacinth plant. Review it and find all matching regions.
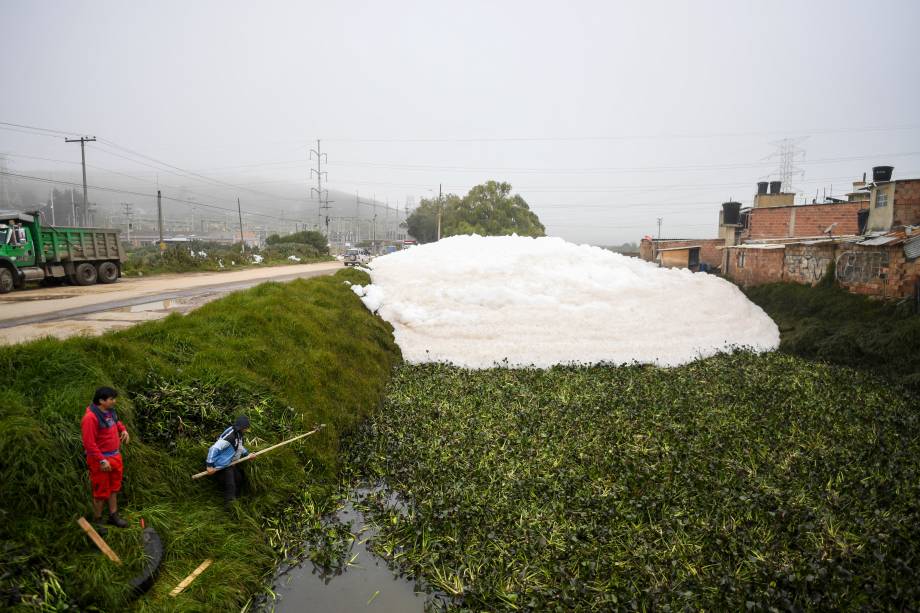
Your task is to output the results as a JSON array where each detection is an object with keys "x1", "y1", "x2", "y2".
[{"x1": 346, "y1": 353, "x2": 920, "y2": 611}]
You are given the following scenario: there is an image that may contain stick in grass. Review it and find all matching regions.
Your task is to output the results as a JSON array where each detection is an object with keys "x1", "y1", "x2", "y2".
[
  {"x1": 76, "y1": 517, "x2": 121, "y2": 565},
  {"x1": 190, "y1": 424, "x2": 326, "y2": 480},
  {"x1": 169, "y1": 559, "x2": 212, "y2": 596}
]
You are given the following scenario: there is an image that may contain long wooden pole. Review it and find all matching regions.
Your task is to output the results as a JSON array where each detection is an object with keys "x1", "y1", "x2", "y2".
[{"x1": 191, "y1": 425, "x2": 325, "y2": 480}]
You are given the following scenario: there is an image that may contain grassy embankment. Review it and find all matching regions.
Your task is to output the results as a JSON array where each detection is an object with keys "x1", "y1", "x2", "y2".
[
  {"x1": 0, "y1": 268, "x2": 399, "y2": 611},
  {"x1": 121, "y1": 242, "x2": 332, "y2": 277},
  {"x1": 348, "y1": 356, "x2": 920, "y2": 610},
  {"x1": 745, "y1": 282, "x2": 920, "y2": 390}
]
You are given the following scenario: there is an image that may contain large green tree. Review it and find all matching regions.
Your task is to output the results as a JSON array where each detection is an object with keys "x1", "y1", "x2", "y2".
[{"x1": 406, "y1": 181, "x2": 544, "y2": 243}]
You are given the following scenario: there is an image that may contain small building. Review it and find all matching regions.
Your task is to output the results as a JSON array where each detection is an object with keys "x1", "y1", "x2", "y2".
[
  {"x1": 656, "y1": 245, "x2": 701, "y2": 270},
  {"x1": 639, "y1": 238, "x2": 725, "y2": 270}
]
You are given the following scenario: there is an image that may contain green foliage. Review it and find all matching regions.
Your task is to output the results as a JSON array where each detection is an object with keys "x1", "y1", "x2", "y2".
[
  {"x1": 0, "y1": 268, "x2": 400, "y2": 611},
  {"x1": 745, "y1": 282, "x2": 920, "y2": 390},
  {"x1": 264, "y1": 230, "x2": 328, "y2": 254},
  {"x1": 407, "y1": 181, "x2": 545, "y2": 243},
  {"x1": 121, "y1": 241, "x2": 330, "y2": 277},
  {"x1": 348, "y1": 355, "x2": 920, "y2": 610}
]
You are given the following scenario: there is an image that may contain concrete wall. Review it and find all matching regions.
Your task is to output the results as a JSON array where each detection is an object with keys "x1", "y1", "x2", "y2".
[
  {"x1": 639, "y1": 238, "x2": 725, "y2": 269},
  {"x1": 746, "y1": 202, "x2": 863, "y2": 240},
  {"x1": 753, "y1": 193, "x2": 795, "y2": 208},
  {"x1": 866, "y1": 183, "x2": 896, "y2": 233}
]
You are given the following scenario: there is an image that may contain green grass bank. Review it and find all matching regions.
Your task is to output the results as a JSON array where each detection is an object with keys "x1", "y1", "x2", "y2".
[
  {"x1": 745, "y1": 282, "x2": 920, "y2": 389},
  {"x1": 0, "y1": 268, "x2": 400, "y2": 611},
  {"x1": 347, "y1": 355, "x2": 920, "y2": 611}
]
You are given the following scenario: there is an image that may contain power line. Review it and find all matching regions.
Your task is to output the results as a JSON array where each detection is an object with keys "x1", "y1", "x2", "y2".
[
  {"x1": 326, "y1": 151, "x2": 920, "y2": 175},
  {"x1": 0, "y1": 170, "x2": 298, "y2": 225},
  {"x1": 319, "y1": 124, "x2": 920, "y2": 144}
]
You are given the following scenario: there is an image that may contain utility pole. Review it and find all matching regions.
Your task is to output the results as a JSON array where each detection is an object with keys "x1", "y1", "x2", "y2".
[
  {"x1": 310, "y1": 139, "x2": 328, "y2": 233},
  {"x1": 237, "y1": 197, "x2": 245, "y2": 254},
  {"x1": 70, "y1": 189, "x2": 76, "y2": 225},
  {"x1": 50, "y1": 188, "x2": 55, "y2": 225},
  {"x1": 437, "y1": 183, "x2": 442, "y2": 241},
  {"x1": 65, "y1": 136, "x2": 96, "y2": 227},
  {"x1": 157, "y1": 190, "x2": 165, "y2": 253},
  {"x1": 122, "y1": 202, "x2": 134, "y2": 243}
]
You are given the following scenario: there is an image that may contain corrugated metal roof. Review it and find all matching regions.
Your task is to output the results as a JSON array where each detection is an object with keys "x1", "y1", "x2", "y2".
[
  {"x1": 656, "y1": 245, "x2": 701, "y2": 252},
  {"x1": 905, "y1": 235, "x2": 920, "y2": 260},
  {"x1": 724, "y1": 243, "x2": 786, "y2": 250},
  {"x1": 859, "y1": 235, "x2": 902, "y2": 246}
]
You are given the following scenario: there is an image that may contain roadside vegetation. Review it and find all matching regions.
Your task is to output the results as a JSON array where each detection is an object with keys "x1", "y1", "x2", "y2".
[
  {"x1": 745, "y1": 282, "x2": 920, "y2": 390},
  {"x1": 121, "y1": 240, "x2": 331, "y2": 277},
  {"x1": 0, "y1": 268, "x2": 400, "y2": 611},
  {"x1": 345, "y1": 355, "x2": 920, "y2": 611}
]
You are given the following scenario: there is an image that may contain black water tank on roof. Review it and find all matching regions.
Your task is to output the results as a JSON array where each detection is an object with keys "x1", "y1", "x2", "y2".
[
  {"x1": 722, "y1": 201, "x2": 742, "y2": 225},
  {"x1": 873, "y1": 166, "x2": 894, "y2": 182},
  {"x1": 770, "y1": 181, "x2": 782, "y2": 194},
  {"x1": 757, "y1": 182, "x2": 769, "y2": 195}
]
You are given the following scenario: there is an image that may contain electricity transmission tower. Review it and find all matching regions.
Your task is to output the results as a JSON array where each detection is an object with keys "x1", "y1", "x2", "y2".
[
  {"x1": 310, "y1": 140, "x2": 329, "y2": 233},
  {"x1": 766, "y1": 137, "x2": 807, "y2": 195}
]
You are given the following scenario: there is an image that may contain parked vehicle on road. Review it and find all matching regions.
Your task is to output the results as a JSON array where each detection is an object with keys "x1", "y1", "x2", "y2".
[
  {"x1": 343, "y1": 248, "x2": 371, "y2": 267},
  {"x1": 0, "y1": 210, "x2": 125, "y2": 293}
]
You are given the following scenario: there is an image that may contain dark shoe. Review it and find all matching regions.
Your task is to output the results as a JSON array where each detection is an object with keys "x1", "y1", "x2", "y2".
[
  {"x1": 87, "y1": 516, "x2": 108, "y2": 537},
  {"x1": 108, "y1": 512, "x2": 129, "y2": 528}
]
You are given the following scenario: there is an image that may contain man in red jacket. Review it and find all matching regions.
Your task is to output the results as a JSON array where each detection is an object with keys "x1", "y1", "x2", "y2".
[{"x1": 81, "y1": 386, "x2": 130, "y2": 535}]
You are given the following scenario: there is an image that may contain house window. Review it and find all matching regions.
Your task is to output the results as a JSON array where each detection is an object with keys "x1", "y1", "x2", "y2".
[{"x1": 876, "y1": 190, "x2": 889, "y2": 208}]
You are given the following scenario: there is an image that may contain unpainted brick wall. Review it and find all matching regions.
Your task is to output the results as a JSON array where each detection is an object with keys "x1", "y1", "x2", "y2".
[
  {"x1": 746, "y1": 202, "x2": 862, "y2": 239},
  {"x1": 893, "y1": 180, "x2": 920, "y2": 227},
  {"x1": 837, "y1": 244, "x2": 920, "y2": 299},
  {"x1": 784, "y1": 244, "x2": 836, "y2": 285},
  {"x1": 722, "y1": 248, "x2": 786, "y2": 287}
]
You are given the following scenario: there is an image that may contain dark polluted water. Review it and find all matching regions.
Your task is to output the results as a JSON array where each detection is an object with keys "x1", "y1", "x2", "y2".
[{"x1": 265, "y1": 488, "x2": 431, "y2": 612}]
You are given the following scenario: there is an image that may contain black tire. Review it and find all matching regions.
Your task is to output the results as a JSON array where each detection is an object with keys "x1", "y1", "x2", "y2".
[
  {"x1": 74, "y1": 262, "x2": 98, "y2": 286},
  {"x1": 97, "y1": 261, "x2": 119, "y2": 284},
  {"x1": 0, "y1": 268, "x2": 13, "y2": 294}
]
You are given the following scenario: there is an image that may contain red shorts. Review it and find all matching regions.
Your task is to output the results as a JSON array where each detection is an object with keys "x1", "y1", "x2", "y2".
[{"x1": 88, "y1": 453, "x2": 123, "y2": 500}]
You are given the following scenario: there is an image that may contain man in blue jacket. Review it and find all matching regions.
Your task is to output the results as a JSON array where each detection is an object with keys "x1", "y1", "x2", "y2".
[{"x1": 206, "y1": 415, "x2": 250, "y2": 506}]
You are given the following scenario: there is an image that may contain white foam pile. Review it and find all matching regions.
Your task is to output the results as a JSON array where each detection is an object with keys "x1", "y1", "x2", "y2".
[{"x1": 350, "y1": 235, "x2": 779, "y2": 368}]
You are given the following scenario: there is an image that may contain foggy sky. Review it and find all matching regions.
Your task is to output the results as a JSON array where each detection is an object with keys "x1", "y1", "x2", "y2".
[{"x1": 2, "y1": 0, "x2": 919, "y2": 244}]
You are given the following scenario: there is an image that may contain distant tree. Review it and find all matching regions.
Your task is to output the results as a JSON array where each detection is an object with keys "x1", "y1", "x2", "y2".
[
  {"x1": 265, "y1": 229, "x2": 328, "y2": 253},
  {"x1": 406, "y1": 181, "x2": 544, "y2": 243}
]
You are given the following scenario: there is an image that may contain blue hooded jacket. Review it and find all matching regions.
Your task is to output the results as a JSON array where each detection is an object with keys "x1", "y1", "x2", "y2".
[{"x1": 206, "y1": 425, "x2": 249, "y2": 469}]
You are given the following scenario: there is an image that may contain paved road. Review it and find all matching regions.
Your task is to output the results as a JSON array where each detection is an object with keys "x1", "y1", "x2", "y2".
[{"x1": 0, "y1": 261, "x2": 343, "y2": 344}]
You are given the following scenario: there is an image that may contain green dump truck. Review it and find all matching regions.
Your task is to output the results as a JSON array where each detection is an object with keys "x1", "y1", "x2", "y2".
[{"x1": 0, "y1": 210, "x2": 125, "y2": 294}]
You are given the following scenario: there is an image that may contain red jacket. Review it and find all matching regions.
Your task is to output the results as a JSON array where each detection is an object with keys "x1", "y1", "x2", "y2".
[{"x1": 81, "y1": 405, "x2": 126, "y2": 463}]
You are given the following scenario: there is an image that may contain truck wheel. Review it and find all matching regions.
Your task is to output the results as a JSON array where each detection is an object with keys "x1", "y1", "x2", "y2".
[
  {"x1": 97, "y1": 261, "x2": 119, "y2": 284},
  {"x1": 0, "y1": 268, "x2": 13, "y2": 294},
  {"x1": 74, "y1": 262, "x2": 98, "y2": 286}
]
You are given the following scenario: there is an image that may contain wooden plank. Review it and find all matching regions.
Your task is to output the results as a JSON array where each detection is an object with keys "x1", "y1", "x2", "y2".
[
  {"x1": 76, "y1": 517, "x2": 122, "y2": 564},
  {"x1": 169, "y1": 558, "x2": 212, "y2": 597}
]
